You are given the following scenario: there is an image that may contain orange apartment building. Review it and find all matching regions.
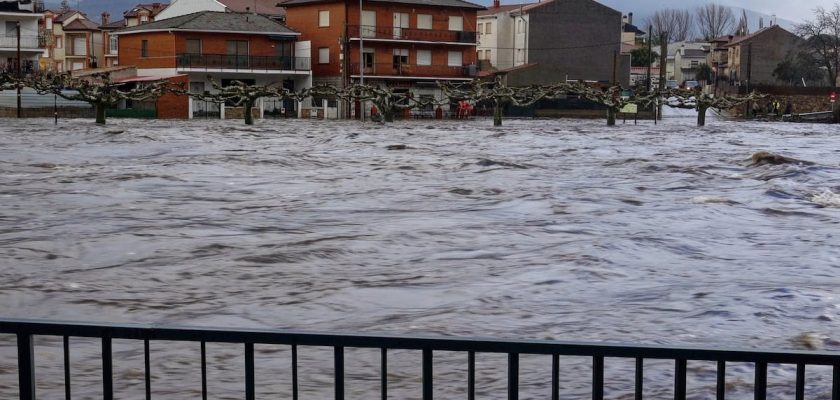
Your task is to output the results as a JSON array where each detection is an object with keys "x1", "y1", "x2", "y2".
[
  {"x1": 113, "y1": 11, "x2": 312, "y2": 119},
  {"x1": 282, "y1": 0, "x2": 482, "y2": 118}
]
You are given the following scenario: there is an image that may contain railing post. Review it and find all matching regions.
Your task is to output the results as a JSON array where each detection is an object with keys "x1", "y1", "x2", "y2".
[
  {"x1": 245, "y1": 343, "x2": 255, "y2": 400},
  {"x1": 102, "y1": 337, "x2": 113, "y2": 400},
  {"x1": 422, "y1": 348, "x2": 433, "y2": 400},
  {"x1": 17, "y1": 333, "x2": 35, "y2": 400},
  {"x1": 674, "y1": 359, "x2": 686, "y2": 400},
  {"x1": 754, "y1": 361, "x2": 766, "y2": 400},
  {"x1": 508, "y1": 353, "x2": 519, "y2": 400},
  {"x1": 592, "y1": 356, "x2": 603, "y2": 400},
  {"x1": 335, "y1": 346, "x2": 344, "y2": 400}
]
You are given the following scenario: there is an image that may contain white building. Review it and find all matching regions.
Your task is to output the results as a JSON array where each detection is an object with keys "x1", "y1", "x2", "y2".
[
  {"x1": 476, "y1": 0, "x2": 533, "y2": 71},
  {"x1": 0, "y1": 0, "x2": 44, "y2": 73}
]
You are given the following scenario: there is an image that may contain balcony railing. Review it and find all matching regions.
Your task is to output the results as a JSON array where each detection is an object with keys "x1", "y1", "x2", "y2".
[
  {"x1": 348, "y1": 25, "x2": 477, "y2": 44},
  {"x1": 2, "y1": 318, "x2": 840, "y2": 400},
  {"x1": 176, "y1": 53, "x2": 311, "y2": 72},
  {"x1": 349, "y1": 63, "x2": 476, "y2": 78},
  {"x1": 0, "y1": 35, "x2": 42, "y2": 49}
]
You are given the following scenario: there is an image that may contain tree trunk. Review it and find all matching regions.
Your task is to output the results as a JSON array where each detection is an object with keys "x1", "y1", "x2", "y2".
[
  {"x1": 607, "y1": 107, "x2": 616, "y2": 126},
  {"x1": 95, "y1": 102, "x2": 106, "y2": 124},
  {"x1": 383, "y1": 106, "x2": 394, "y2": 123},
  {"x1": 493, "y1": 100, "x2": 502, "y2": 127},
  {"x1": 244, "y1": 100, "x2": 254, "y2": 125},
  {"x1": 698, "y1": 106, "x2": 708, "y2": 126}
]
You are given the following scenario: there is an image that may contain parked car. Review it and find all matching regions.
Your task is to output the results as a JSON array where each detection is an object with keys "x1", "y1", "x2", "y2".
[
  {"x1": 665, "y1": 80, "x2": 679, "y2": 89},
  {"x1": 683, "y1": 80, "x2": 700, "y2": 89}
]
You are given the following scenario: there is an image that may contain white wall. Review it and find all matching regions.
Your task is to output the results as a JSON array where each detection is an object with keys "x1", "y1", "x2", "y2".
[{"x1": 155, "y1": 0, "x2": 226, "y2": 20}]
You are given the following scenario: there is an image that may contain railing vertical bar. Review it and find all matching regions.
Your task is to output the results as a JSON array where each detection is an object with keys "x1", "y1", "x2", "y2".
[
  {"x1": 201, "y1": 341, "x2": 207, "y2": 400},
  {"x1": 144, "y1": 339, "x2": 150, "y2": 400},
  {"x1": 674, "y1": 359, "x2": 686, "y2": 400},
  {"x1": 335, "y1": 346, "x2": 344, "y2": 400},
  {"x1": 63, "y1": 335, "x2": 70, "y2": 400},
  {"x1": 754, "y1": 361, "x2": 767, "y2": 400},
  {"x1": 716, "y1": 361, "x2": 725, "y2": 400},
  {"x1": 423, "y1": 348, "x2": 433, "y2": 400},
  {"x1": 17, "y1": 333, "x2": 35, "y2": 400},
  {"x1": 245, "y1": 342, "x2": 255, "y2": 400},
  {"x1": 508, "y1": 353, "x2": 519, "y2": 400},
  {"x1": 292, "y1": 344, "x2": 298, "y2": 400},
  {"x1": 795, "y1": 363, "x2": 804, "y2": 400},
  {"x1": 592, "y1": 355, "x2": 604, "y2": 400},
  {"x1": 551, "y1": 354, "x2": 559, "y2": 400},
  {"x1": 468, "y1": 351, "x2": 475, "y2": 400},
  {"x1": 380, "y1": 348, "x2": 387, "y2": 400},
  {"x1": 102, "y1": 337, "x2": 113, "y2": 400},
  {"x1": 832, "y1": 364, "x2": 839, "y2": 400},
  {"x1": 635, "y1": 357, "x2": 643, "y2": 400}
]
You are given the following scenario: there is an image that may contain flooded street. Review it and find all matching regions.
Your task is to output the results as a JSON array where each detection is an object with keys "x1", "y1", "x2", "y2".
[{"x1": 1, "y1": 115, "x2": 839, "y2": 398}]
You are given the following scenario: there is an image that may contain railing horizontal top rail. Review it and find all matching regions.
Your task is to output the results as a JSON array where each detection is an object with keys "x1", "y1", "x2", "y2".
[{"x1": 2, "y1": 318, "x2": 839, "y2": 365}]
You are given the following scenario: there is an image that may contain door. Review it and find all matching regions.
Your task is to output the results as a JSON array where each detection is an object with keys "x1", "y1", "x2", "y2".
[
  {"x1": 361, "y1": 10, "x2": 376, "y2": 38},
  {"x1": 392, "y1": 12, "x2": 408, "y2": 39},
  {"x1": 225, "y1": 40, "x2": 249, "y2": 69}
]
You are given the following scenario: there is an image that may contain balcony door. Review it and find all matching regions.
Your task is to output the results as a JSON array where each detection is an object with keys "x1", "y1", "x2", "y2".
[
  {"x1": 392, "y1": 13, "x2": 408, "y2": 39},
  {"x1": 226, "y1": 40, "x2": 249, "y2": 69},
  {"x1": 361, "y1": 10, "x2": 376, "y2": 38}
]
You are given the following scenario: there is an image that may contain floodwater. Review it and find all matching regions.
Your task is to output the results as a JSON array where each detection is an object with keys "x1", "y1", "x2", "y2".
[{"x1": 1, "y1": 113, "x2": 839, "y2": 398}]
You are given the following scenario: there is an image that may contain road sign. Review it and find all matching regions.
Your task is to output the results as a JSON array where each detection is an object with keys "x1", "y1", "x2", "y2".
[{"x1": 620, "y1": 104, "x2": 638, "y2": 114}]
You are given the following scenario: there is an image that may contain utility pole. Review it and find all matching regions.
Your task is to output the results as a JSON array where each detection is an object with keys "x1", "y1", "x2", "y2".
[
  {"x1": 646, "y1": 25, "x2": 652, "y2": 92},
  {"x1": 746, "y1": 42, "x2": 752, "y2": 117},
  {"x1": 612, "y1": 49, "x2": 617, "y2": 86},
  {"x1": 16, "y1": 21, "x2": 21, "y2": 119},
  {"x1": 658, "y1": 31, "x2": 667, "y2": 120},
  {"x1": 359, "y1": 0, "x2": 365, "y2": 121}
]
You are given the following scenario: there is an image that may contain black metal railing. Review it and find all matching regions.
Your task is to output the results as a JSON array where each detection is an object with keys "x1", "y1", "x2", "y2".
[
  {"x1": 348, "y1": 25, "x2": 477, "y2": 44},
  {"x1": 175, "y1": 53, "x2": 311, "y2": 72},
  {"x1": 1, "y1": 318, "x2": 840, "y2": 400},
  {"x1": 348, "y1": 62, "x2": 475, "y2": 78}
]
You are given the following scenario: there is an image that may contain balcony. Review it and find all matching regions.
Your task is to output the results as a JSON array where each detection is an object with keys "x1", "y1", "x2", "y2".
[
  {"x1": 176, "y1": 53, "x2": 311, "y2": 72},
  {"x1": 348, "y1": 25, "x2": 477, "y2": 44},
  {"x1": 0, "y1": 35, "x2": 43, "y2": 50},
  {"x1": 349, "y1": 63, "x2": 475, "y2": 79}
]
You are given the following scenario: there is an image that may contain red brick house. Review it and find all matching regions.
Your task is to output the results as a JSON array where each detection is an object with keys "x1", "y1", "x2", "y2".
[
  {"x1": 113, "y1": 11, "x2": 312, "y2": 119},
  {"x1": 99, "y1": 3, "x2": 169, "y2": 68},
  {"x1": 282, "y1": 0, "x2": 483, "y2": 118}
]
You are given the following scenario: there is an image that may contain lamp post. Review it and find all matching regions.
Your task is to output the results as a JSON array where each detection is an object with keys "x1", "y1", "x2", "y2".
[{"x1": 359, "y1": 0, "x2": 365, "y2": 121}]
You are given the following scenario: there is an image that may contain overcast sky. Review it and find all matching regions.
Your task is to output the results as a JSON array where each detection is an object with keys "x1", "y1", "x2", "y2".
[{"x1": 735, "y1": 0, "x2": 825, "y2": 22}]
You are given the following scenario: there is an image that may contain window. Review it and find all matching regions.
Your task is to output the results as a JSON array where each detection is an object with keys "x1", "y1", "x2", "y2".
[
  {"x1": 485, "y1": 22, "x2": 492, "y2": 34},
  {"x1": 362, "y1": 48, "x2": 374, "y2": 69},
  {"x1": 447, "y1": 50, "x2": 462, "y2": 66},
  {"x1": 72, "y1": 36, "x2": 87, "y2": 56},
  {"x1": 417, "y1": 49, "x2": 431, "y2": 66},
  {"x1": 5, "y1": 21, "x2": 17, "y2": 36},
  {"x1": 140, "y1": 15, "x2": 149, "y2": 23},
  {"x1": 46, "y1": 18, "x2": 52, "y2": 30},
  {"x1": 448, "y1": 16, "x2": 463, "y2": 31},
  {"x1": 417, "y1": 14, "x2": 432, "y2": 29},
  {"x1": 485, "y1": 49, "x2": 491, "y2": 60},
  {"x1": 318, "y1": 10, "x2": 330, "y2": 27},
  {"x1": 226, "y1": 40, "x2": 248, "y2": 68},
  {"x1": 361, "y1": 10, "x2": 376, "y2": 37},
  {"x1": 690, "y1": 60, "x2": 699, "y2": 68},
  {"x1": 109, "y1": 35, "x2": 118, "y2": 54},
  {"x1": 318, "y1": 47, "x2": 330, "y2": 64},
  {"x1": 393, "y1": 48, "x2": 408, "y2": 68},
  {"x1": 141, "y1": 40, "x2": 148, "y2": 57},
  {"x1": 393, "y1": 12, "x2": 409, "y2": 38},
  {"x1": 55, "y1": 36, "x2": 62, "y2": 49},
  {"x1": 186, "y1": 39, "x2": 201, "y2": 54},
  {"x1": 477, "y1": 23, "x2": 483, "y2": 35}
]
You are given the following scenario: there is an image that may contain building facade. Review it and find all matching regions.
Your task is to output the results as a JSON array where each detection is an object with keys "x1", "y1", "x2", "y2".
[
  {"x1": 99, "y1": 3, "x2": 169, "y2": 69},
  {"x1": 114, "y1": 11, "x2": 312, "y2": 119},
  {"x1": 0, "y1": 1, "x2": 45, "y2": 73},
  {"x1": 479, "y1": 0, "x2": 629, "y2": 87},
  {"x1": 283, "y1": 0, "x2": 482, "y2": 118},
  {"x1": 41, "y1": 9, "x2": 104, "y2": 72},
  {"x1": 476, "y1": 1, "x2": 532, "y2": 71},
  {"x1": 724, "y1": 25, "x2": 802, "y2": 86}
]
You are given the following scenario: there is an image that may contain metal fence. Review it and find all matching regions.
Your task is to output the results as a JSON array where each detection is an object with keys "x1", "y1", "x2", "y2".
[{"x1": 2, "y1": 318, "x2": 839, "y2": 400}]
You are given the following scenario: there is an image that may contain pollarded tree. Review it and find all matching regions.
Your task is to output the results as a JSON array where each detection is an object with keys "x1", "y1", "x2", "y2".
[
  {"x1": 568, "y1": 83, "x2": 660, "y2": 126},
  {"x1": 26, "y1": 72, "x2": 170, "y2": 124},
  {"x1": 439, "y1": 77, "x2": 557, "y2": 126},
  {"x1": 335, "y1": 83, "x2": 432, "y2": 123},
  {"x1": 189, "y1": 77, "x2": 297, "y2": 125},
  {"x1": 664, "y1": 89, "x2": 765, "y2": 126}
]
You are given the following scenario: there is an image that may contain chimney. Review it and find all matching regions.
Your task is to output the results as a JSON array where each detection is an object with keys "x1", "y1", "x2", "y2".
[
  {"x1": 493, "y1": 0, "x2": 500, "y2": 8},
  {"x1": 101, "y1": 11, "x2": 109, "y2": 26},
  {"x1": 628, "y1": 12, "x2": 633, "y2": 25}
]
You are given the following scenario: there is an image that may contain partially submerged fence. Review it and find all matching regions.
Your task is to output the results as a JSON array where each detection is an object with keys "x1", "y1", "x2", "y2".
[{"x1": 1, "y1": 318, "x2": 839, "y2": 400}]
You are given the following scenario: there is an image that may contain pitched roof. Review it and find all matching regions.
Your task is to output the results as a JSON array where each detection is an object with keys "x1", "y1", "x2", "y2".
[
  {"x1": 678, "y1": 48, "x2": 706, "y2": 58},
  {"x1": 623, "y1": 22, "x2": 644, "y2": 35},
  {"x1": 53, "y1": 10, "x2": 86, "y2": 22},
  {"x1": 63, "y1": 18, "x2": 100, "y2": 31},
  {"x1": 100, "y1": 19, "x2": 127, "y2": 29},
  {"x1": 478, "y1": 4, "x2": 535, "y2": 16},
  {"x1": 124, "y1": 3, "x2": 168, "y2": 17},
  {"x1": 114, "y1": 11, "x2": 298, "y2": 35},
  {"x1": 514, "y1": 0, "x2": 618, "y2": 15},
  {"x1": 280, "y1": 0, "x2": 484, "y2": 10},
  {"x1": 218, "y1": 0, "x2": 286, "y2": 16},
  {"x1": 724, "y1": 25, "x2": 799, "y2": 47}
]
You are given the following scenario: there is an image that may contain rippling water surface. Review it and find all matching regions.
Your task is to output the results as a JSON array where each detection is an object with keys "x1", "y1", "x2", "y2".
[{"x1": 1, "y1": 115, "x2": 839, "y2": 398}]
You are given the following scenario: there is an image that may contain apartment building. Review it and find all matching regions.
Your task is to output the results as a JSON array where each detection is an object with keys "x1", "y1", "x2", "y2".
[
  {"x1": 0, "y1": 0, "x2": 44, "y2": 73},
  {"x1": 41, "y1": 9, "x2": 103, "y2": 71}
]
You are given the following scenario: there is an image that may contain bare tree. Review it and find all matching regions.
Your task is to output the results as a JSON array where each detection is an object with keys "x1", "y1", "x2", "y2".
[
  {"x1": 696, "y1": 4, "x2": 735, "y2": 40},
  {"x1": 647, "y1": 9, "x2": 694, "y2": 43},
  {"x1": 796, "y1": 4, "x2": 840, "y2": 87}
]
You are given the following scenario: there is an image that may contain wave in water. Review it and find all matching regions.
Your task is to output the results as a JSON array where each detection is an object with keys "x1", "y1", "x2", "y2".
[{"x1": 811, "y1": 189, "x2": 840, "y2": 208}]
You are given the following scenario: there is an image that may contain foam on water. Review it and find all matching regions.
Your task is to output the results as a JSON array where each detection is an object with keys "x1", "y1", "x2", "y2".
[{"x1": 811, "y1": 188, "x2": 840, "y2": 207}]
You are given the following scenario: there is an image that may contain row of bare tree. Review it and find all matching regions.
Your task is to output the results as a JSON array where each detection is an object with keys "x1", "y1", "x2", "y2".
[
  {"x1": 646, "y1": 4, "x2": 740, "y2": 43},
  {"x1": 0, "y1": 71, "x2": 762, "y2": 127}
]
